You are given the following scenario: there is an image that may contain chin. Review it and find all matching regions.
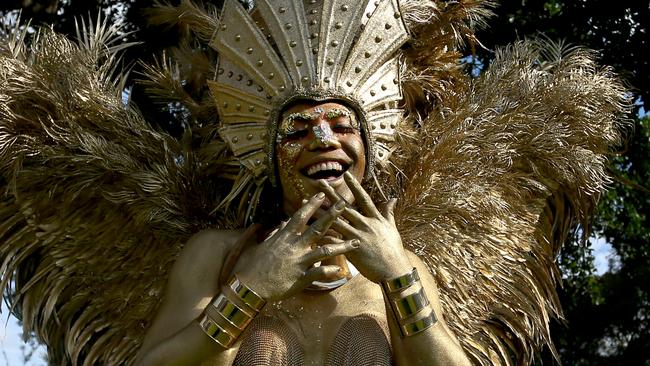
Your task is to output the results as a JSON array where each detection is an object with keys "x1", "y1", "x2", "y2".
[
  {"x1": 280, "y1": 159, "x2": 364, "y2": 214},
  {"x1": 302, "y1": 169, "x2": 359, "y2": 203}
]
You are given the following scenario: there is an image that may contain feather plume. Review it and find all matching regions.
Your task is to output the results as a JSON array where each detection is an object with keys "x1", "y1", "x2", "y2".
[
  {"x1": 391, "y1": 41, "x2": 629, "y2": 364},
  {"x1": 0, "y1": 21, "x2": 230, "y2": 365},
  {"x1": 145, "y1": 0, "x2": 220, "y2": 41},
  {"x1": 400, "y1": 0, "x2": 497, "y2": 118}
]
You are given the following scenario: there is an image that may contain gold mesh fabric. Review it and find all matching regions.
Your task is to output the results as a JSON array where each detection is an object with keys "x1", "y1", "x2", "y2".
[
  {"x1": 325, "y1": 314, "x2": 393, "y2": 366},
  {"x1": 233, "y1": 316, "x2": 304, "y2": 366}
]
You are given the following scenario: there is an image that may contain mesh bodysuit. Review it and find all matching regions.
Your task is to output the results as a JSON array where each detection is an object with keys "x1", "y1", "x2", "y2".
[{"x1": 233, "y1": 314, "x2": 392, "y2": 366}]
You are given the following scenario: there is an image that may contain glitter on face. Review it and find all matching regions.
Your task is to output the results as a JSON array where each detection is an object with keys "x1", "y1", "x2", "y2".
[
  {"x1": 277, "y1": 141, "x2": 308, "y2": 205},
  {"x1": 325, "y1": 108, "x2": 349, "y2": 119},
  {"x1": 278, "y1": 112, "x2": 313, "y2": 137},
  {"x1": 326, "y1": 108, "x2": 358, "y2": 129},
  {"x1": 275, "y1": 101, "x2": 367, "y2": 215},
  {"x1": 312, "y1": 123, "x2": 335, "y2": 145}
]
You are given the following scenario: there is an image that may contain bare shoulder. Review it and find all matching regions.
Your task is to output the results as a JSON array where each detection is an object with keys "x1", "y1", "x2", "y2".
[
  {"x1": 172, "y1": 229, "x2": 243, "y2": 278},
  {"x1": 181, "y1": 228, "x2": 243, "y2": 258},
  {"x1": 164, "y1": 228, "x2": 246, "y2": 301},
  {"x1": 138, "y1": 228, "x2": 245, "y2": 356}
]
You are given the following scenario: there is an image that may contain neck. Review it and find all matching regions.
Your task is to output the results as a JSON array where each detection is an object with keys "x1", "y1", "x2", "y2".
[{"x1": 321, "y1": 255, "x2": 352, "y2": 280}]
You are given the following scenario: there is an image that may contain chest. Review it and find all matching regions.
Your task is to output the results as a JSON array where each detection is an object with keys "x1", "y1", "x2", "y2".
[
  {"x1": 234, "y1": 275, "x2": 392, "y2": 365},
  {"x1": 274, "y1": 276, "x2": 385, "y2": 332}
]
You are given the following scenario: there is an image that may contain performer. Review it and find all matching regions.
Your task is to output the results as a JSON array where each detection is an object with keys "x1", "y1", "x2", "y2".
[
  {"x1": 136, "y1": 99, "x2": 470, "y2": 365},
  {"x1": 0, "y1": 0, "x2": 629, "y2": 365}
]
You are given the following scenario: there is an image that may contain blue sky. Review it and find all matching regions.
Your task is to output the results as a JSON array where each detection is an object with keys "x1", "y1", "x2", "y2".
[{"x1": 0, "y1": 302, "x2": 46, "y2": 366}]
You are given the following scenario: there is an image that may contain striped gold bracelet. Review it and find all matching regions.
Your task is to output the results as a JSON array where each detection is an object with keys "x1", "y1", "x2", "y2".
[
  {"x1": 401, "y1": 311, "x2": 438, "y2": 337},
  {"x1": 381, "y1": 268, "x2": 438, "y2": 337},
  {"x1": 198, "y1": 275, "x2": 266, "y2": 348},
  {"x1": 381, "y1": 267, "x2": 420, "y2": 294},
  {"x1": 197, "y1": 313, "x2": 238, "y2": 348},
  {"x1": 227, "y1": 275, "x2": 266, "y2": 312}
]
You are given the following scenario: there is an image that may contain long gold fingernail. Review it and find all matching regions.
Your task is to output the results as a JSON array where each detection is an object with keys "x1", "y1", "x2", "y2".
[
  {"x1": 316, "y1": 192, "x2": 325, "y2": 199},
  {"x1": 335, "y1": 200, "x2": 346, "y2": 209}
]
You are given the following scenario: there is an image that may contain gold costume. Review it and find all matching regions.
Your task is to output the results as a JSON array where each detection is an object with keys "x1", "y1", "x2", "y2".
[{"x1": 0, "y1": 0, "x2": 629, "y2": 365}]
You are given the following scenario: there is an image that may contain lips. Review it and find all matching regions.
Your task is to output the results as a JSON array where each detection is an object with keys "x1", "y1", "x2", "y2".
[{"x1": 301, "y1": 160, "x2": 349, "y2": 180}]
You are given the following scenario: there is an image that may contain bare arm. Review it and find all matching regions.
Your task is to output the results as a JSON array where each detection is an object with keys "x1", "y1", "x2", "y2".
[{"x1": 135, "y1": 229, "x2": 238, "y2": 365}]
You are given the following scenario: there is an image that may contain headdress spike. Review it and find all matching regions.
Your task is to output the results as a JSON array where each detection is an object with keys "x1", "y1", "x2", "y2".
[
  {"x1": 255, "y1": 0, "x2": 316, "y2": 88},
  {"x1": 210, "y1": 0, "x2": 292, "y2": 96},
  {"x1": 316, "y1": 0, "x2": 371, "y2": 88},
  {"x1": 338, "y1": 0, "x2": 409, "y2": 95}
]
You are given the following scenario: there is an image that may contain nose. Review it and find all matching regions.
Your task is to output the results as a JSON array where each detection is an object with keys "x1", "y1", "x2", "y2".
[{"x1": 308, "y1": 122, "x2": 341, "y2": 150}]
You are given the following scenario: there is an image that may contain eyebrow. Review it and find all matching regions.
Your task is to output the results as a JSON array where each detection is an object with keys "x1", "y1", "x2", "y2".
[
  {"x1": 325, "y1": 108, "x2": 351, "y2": 119},
  {"x1": 285, "y1": 112, "x2": 316, "y2": 122}
]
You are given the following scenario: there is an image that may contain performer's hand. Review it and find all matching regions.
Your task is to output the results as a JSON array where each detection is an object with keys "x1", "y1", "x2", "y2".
[
  {"x1": 234, "y1": 193, "x2": 358, "y2": 301},
  {"x1": 319, "y1": 172, "x2": 412, "y2": 282}
]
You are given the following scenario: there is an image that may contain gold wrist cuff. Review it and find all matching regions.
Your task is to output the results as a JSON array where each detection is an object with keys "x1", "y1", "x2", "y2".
[
  {"x1": 391, "y1": 286, "x2": 430, "y2": 320},
  {"x1": 198, "y1": 314, "x2": 237, "y2": 348},
  {"x1": 229, "y1": 275, "x2": 266, "y2": 311},
  {"x1": 210, "y1": 293, "x2": 254, "y2": 330},
  {"x1": 401, "y1": 311, "x2": 437, "y2": 337},
  {"x1": 200, "y1": 280, "x2": 263, "y2": 348},
  {"x1": 381, "y1": 267, "x2": 419, "y2": 294}
]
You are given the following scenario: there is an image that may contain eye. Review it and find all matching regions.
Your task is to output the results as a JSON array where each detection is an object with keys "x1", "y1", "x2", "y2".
[
  {"x1": 279, "y1": 118, "x2": 309, "y2": 140},
  {"x1": 333, "y1": 124, "x2": 356, "y2": 133},
  {"x1": 283, "y1": 129, "x2": 309, "y2": 140}
]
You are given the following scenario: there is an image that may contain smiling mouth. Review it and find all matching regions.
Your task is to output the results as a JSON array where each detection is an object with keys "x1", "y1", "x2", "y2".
[{"x1": 301, "y1": 161, "x2": 349, "y2": 180}]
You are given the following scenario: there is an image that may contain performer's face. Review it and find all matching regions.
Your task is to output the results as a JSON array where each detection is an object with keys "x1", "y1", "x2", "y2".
[{"x1": 276, "y1": 101, "x2": 366, "y2": 214}]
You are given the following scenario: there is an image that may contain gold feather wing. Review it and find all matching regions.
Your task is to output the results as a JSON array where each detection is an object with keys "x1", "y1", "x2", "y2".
[
  {"x1": 392, "y1": 41, "x2": 629, "y2": 364},
  {"x1": 0, "y1": 22, "x2": 231, "y2": 364}
]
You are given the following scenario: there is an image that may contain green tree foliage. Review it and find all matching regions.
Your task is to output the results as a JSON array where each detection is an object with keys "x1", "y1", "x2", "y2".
[
  {"x1": 1, "y1": 0, "x2": 648, "y2": 364},
  {"x1": 475, "y1": 0, "x2": 648, "y2": 111}
]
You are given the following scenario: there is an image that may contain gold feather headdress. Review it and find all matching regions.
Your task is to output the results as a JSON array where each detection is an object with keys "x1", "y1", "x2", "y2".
[
  {"x1": 0, "y1": 0, "x2": 630, "y2": 365},
  {"x1": 209, "y1": 0, "x2": 409, "y2": 211}
]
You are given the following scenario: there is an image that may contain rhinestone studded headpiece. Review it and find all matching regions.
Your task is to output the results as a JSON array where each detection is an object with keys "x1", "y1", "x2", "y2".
[{"x1": 207, "y1": 0, "x2": 409, "y2": 196}]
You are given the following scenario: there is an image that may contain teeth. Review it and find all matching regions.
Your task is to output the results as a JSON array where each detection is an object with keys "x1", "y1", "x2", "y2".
[{"x1": 306, "y1": 161, "x2": 344, "y2": 176}]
